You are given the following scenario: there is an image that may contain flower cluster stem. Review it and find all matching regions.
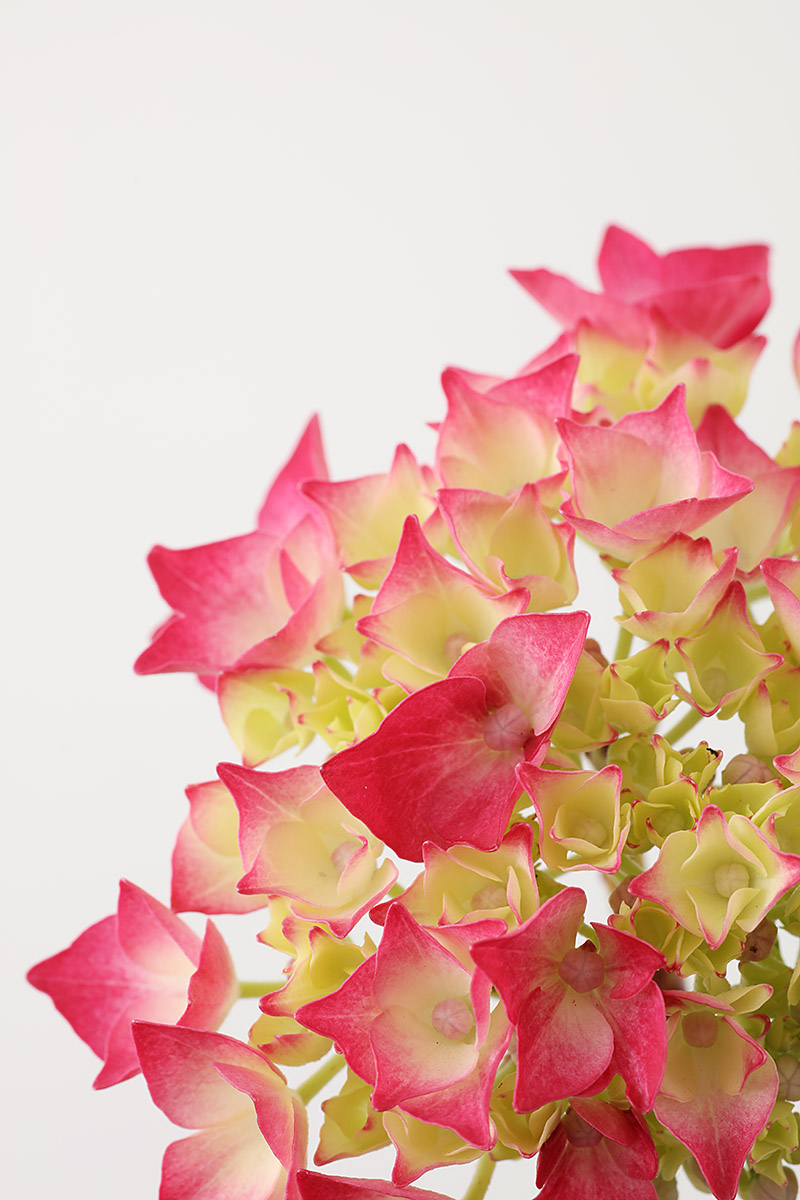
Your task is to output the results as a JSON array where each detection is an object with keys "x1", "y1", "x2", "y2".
[
  {"x1": 463, "y1": 1154, "x2": 496, "y2": 1200},
  {"x1": 238, "y1": 980, "x2": 283, "y2": 999},
  {"x1": 614, "y1": 624, "x2": 633, "y2": 661},
  {"x1": 664, "y1": 705, "x2": 704, "y2": 745},
  {"x1": 296, "y1": 1053, "x2": 346, "y2": 1104}
]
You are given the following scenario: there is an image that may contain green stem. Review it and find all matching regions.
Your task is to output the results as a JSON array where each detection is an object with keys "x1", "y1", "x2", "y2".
[
  {"x1": 463, "y1": 1154, "x2": 496, "y2": 1200},
  {"x1": 238, "y1": 981, "x2": 284, "y2": 999},
  {"x1": 388, "y1": 882, "x2": 405, "y2": 899},
  {"x1": 614, "y1": 624, "x2": 633, "y2": 662},
  {"x1": 296, "y1": 1053, "x2": 346, "y2": 1104},
  {"x1": 663, "y1": 706, "x2": 703, "y2": 745}
]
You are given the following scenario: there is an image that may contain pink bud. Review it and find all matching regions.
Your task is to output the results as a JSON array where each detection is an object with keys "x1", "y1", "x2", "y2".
[
  {"x1": 430, "y1": 997, "x2": 475, "y2": 1041},
  {"x1": 777, "y1": 1054, "x2": 800, "y2": 1101},
  {"x1": 722, "y1": 754, "x2": 775, "y2": 785}
]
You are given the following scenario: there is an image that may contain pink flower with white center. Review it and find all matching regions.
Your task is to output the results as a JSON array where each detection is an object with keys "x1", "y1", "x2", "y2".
[
  {"x1": 471, "y1": 887, "x2": 667, "y2": 1112},
  {"x1": 135, "y1": 416, "x2": 344, "y2": 677},
  {"x1": 535, "y1": 1098, "x2": 659, "y2": 1200},
  {"x1": 133, "y1": 1023, "x2": 307, "y2": 1200},
  {"x1": 513, "y1": 225, "x2": 770, "y2": 348},
  {"x1": 654, "y1": 991, "x2": 779, "y2": 1200},
  {"x1": 557, "y1": 385, "x2": 753, "y2": 561},
  {"x1": 297, "y1": 905, "x2": 510, "y2": 1148},
  {"x1": 322, "y1": 610, "x2": 588, "y2": 860},
  {"x1": 27, "y1": 880, "x2": 237, "y2": 1088}
]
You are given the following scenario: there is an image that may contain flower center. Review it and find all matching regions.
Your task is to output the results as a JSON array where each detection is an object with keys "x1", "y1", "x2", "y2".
[
  {"x1": 563, "y1": 1109, "x2": 602, "y2": 1148},
  {"x1": 558, "y1": 944, "x2": 605, "y2": 993},
  {"x1": 330, "y1": 841, "x2": 356, "y2": 872},
  {"x1": 681, "y1": 1010, "x2": 718, "y2": 1048},
  {"x1": 471, "y1": 882, "x2": 508, "y2": 910},
  {"x1": 431, "y1": 997, "x2": 475, "y2": 1041},
  {"x1": 714, "y1": 862, "x2": 750, "y2": 898},
  {"x1": 483, "y1": 703, "x2": 531, "y2": 751}
]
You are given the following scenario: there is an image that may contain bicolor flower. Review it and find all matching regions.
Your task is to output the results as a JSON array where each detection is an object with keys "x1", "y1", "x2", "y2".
[
  {"x1": 471, "y1": 887, "x2": 666, "y2": 1112},
  {"x1": 133, "y1": 1023, "x2": 307, "y2": 1200},
  {"x1": 654, "y1": 992, "x2": 779, "y2": 1200},
  {"x1": 519, "y1": 762, "x2": 630, "y2": 873},
  {"x1": 513, "y1": 225, "x2": 770, "y2": 348},
  {"x1": 302, "y1": 443, "x2": 440, "y2": 589},
  {"x1": 171, "y1": 779, "x2": 268, "y2": 915},
  {"x1": 135, "y1": 417, "x2": 344, "y2": 676},
  {"x1": 612, "y1": 533, "x2": 738, "y2": 642},
  {"x1": 355, "y1": 515, "x2": 530, "y2": 692},
  {"x1": 28, "y1": 880, "x2": 237, "y2": 1088},
  {"x1": 694, "y1": 407, "x2": 800, "y2": 574},
  {"x1": 322, "y1": 610, "x2": 589, "y2": 860},
  {"x1": 218, "y1": 762, "x2": 397, "y2": 937},
  {"x1": 534, "y1": 1098, "x2": 659, "y2": 1200},
  {"x1": 629, "y1": 805, "x2": 800, "y2": 949},
  {"x1": 297, "y1": 905, "x2": 510, "y2": 1147},
  {"x1": 434, "y1": 355, "x2": 577, "y2": 507},
  {"x1": 437, "y1": 483, "x2": 578, "y2": 611},
  {"x1": 557, "y1": 386, "x2": 753, "y2": 561}
]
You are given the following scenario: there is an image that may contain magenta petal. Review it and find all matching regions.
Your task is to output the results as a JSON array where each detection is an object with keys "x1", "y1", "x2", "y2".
[
  {"x1": 515, "y1": 985, "x2": 613, "y2": 1110},
  {"x1": 296, "y1": 958, "x2": 379, "y2": 1085},
  {"x1": 321, "y1": 676, "x2": 521, "y2": 860},
  {"x1": 655, "y1": 1052, "x2": 778, "y2": 1200}
]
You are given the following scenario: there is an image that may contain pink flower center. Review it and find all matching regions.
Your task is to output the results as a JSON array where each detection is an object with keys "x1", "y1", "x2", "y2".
[
  {"x1": 558, "y1": 944, "x2": 605, "y2": 993},
  {"x1": 563, "y1": 1109, "x2": 602, "y2": 1148},
  {"x1": 471, "y1": 882, "x2": 508, "y2": 910},
  {"x1": 681, "y1": 1010, "x2": 719, "y2": 1048},
  {"x1": 431, "y1": 997, "x2": 475, "y2": 1041},
  {"x1": 483, "y1": 703, "x2": 531, "y2": 751},
  {"x1": 330, "y1": 841, "x2": 357, "y2": 872}
]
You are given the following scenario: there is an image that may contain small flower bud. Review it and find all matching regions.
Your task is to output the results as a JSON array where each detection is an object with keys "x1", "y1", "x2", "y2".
[
  {"x1": 777, "y1": 1053, "x2": 800, "y2": 1101},
  {"x1": 740, "y1": 918, "x2": 778, "y2": 963},
  {"x1": 722, "y1": 754, "x2": 775, "y2": 785},
  {"x1": 609, "y1": 875, "x2": 636, "y2": 913},
  {"x1": 749, "y1": 1171, "x2": 798, "y2": 1200}
]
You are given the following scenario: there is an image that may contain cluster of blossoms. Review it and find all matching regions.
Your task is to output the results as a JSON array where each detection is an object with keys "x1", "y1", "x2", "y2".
[{"x1": 30, "y1": 227, "x2": 800, "y2": 1200}]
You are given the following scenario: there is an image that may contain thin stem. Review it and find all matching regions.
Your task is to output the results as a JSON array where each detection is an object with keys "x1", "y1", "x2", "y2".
[
  {"x1": 296, "y1": 1053, "x2": 346, "y2": 1104},
  {"x1": 463, "y1": 1154, "x2": 496, "y2": 1200},
  {"x1": 663, "y1": 706, "x2": 703, "y2": 746},
  {"x1": 238, "y1": 981, "x2": 284, "y2": 1000},
  {"x1": 614, "y1": 624, "x2": 633, "y2": 661}
]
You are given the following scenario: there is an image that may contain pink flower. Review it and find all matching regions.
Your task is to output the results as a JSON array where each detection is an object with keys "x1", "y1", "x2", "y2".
[
  {"x1": 513, "y1": 225, "x2": 770, "y2": 348},
  {"x1": 654, "y1": 992, "x2": 779, "y2": 1200},
  {"x1": 557, "y1": 386, "x2": 753, "y2": 560},
  {"x1": 471, "y1": 887, "x2": 666, "y2": 1112},
  {"x1": 322, "y1": 611, "x2": 588, "y2": 860},
  {"x1": 535, "y1": 1099, "x2": 659, "y2": 1200},
  {"x1": 133, "y1": 1023, "x2": 307, "y2": 1200},
  {"x1": 135, "y1": 417, "x2": 344, "y2": 676},
  {"x1": 297, "y1": 904, "x2": 510, "y2": 1147},
  {"x1": 28, "y1": 880, "x2": 237, "y2": 1088}
]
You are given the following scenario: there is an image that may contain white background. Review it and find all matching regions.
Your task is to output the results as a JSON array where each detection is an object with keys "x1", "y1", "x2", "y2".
[{"x1": 4, "y1": 2, "x2": 800, "y2": 1197}]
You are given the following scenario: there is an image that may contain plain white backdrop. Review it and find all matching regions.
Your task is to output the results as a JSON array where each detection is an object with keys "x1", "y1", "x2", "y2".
[{"x1": 4, "y1": 2, "x2": 800, "y2": 1196}]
